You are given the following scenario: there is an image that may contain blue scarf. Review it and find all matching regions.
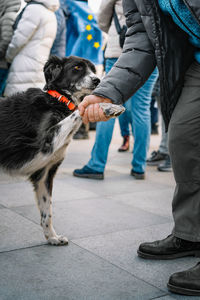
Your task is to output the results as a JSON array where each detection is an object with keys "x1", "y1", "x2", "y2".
[{"x1": 158, "y1": 0, "x2": 200, "y2": 63}]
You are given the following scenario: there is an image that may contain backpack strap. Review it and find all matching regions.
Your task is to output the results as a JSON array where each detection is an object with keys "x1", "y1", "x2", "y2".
[{"x1": 13, "y1": 1, "x2": 45, "y2": 31}]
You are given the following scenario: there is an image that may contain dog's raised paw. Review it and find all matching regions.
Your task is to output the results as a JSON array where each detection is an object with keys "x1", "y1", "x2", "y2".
[
  {"x1": 99, "y1": 103, "x2": 125, "y2": 118},
  {"x1": 48, "y1": 235, "x2": 69, "y2": 246}
]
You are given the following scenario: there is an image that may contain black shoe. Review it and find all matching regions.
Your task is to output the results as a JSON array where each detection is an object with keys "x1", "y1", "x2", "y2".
[
  {"x1": 130, "y1": 169, "x2": 145, "y2": 180},
  {"x1": 73, "y1": 132, "x2": 89, "y2": 140},
  {"x1": 157, "y1": 155, "x2": 172, "y2": 172},
  {"x1": 146, "y1": 151, "x2": 168, "y2": 166},
  {"x1": 73, "y1": 166, "x2": 104, "y2": 180},
  {"x1": 137, "y1": 234, "x2": 200, "y2": 259},
  {"x1": 168, "y1": 262, "x2": 200, "y2": 296}
]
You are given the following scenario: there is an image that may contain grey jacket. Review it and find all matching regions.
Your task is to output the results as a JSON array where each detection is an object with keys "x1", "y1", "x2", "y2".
[
  {"x1": 98, "y1": 0, "x2": 125, "y2": 58},
  {"x1": 0, "y1": 0, "x2": 21, "y2": 68},
  {"x1": 93, "y1": 0, "x2": 197, "y2": 128}
]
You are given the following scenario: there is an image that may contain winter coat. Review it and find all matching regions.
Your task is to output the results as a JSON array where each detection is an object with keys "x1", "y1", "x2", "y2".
[
  {"x1": 4, "y1": 0, "x2": 59, "y2": 97},
  {"x1": 98, "y1": 0, "x2": 125, "y2": 58},
  {"x1": 0, "y1": 0, "x2": 21, "y2": 69},
  {"x1": 94, "y1": 0, "x2": 198, "y2": 128}
]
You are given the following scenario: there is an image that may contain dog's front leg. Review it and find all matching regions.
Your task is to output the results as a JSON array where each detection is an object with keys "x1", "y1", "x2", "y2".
[{"x1": 29, "y1": 163, "x2": 68, "y2": 246}]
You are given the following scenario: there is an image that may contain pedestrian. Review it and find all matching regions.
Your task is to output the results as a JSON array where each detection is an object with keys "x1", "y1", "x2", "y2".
[
  {"x1": 50, "y1": 0, "x2": 68, "y2": 58},
  {"x1": 78, "y1": 0, "x2": 200, "y2": 296},
  {"x1": 4, "y1": 0, "x2": 59, "y2": 97},
  {"x1": 0, "y1": 0, "x2": 21, "y2": 96},
  {"x1": 73, "y1": 0, "x2": 158, "y2": 180},
  {"x1": 147, "y1": 78, "x2": 172, "y2": 172}
]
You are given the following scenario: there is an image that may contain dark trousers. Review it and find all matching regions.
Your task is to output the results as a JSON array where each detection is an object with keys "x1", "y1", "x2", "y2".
[{"x1": 169, "y1": 61, "x2": 200, "y2": 242}]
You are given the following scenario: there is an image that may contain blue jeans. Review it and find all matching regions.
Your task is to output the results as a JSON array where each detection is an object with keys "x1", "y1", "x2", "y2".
[
  {"x1": 0, "y1": 68, "x2": 9, "y2": 97},
  {"x1": 118, "y1": 99, "x2": 133, "y2": 137},
  {"x1": 87, "y1": 58, "x2": 158, "y2": 173}
]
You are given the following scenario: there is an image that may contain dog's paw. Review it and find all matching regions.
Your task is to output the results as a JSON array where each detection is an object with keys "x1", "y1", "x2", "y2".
[
  {"x1": 48, "y1": 235, "x2": 68, "y2": 246},
  {"x1": 99, "y1": 103, "x2": 125, "y2": 118}
]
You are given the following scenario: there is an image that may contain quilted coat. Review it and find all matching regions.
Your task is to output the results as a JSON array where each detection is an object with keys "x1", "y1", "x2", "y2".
[
  {"x1": 0, "y1": 0, "x2": 21, "y2": 69},
  {"x1": 4, "y1": 0, "x2": 59, "y2": 96},
  {"x1": 98, "y1": 0, "x2": 125, "y2": 58}
]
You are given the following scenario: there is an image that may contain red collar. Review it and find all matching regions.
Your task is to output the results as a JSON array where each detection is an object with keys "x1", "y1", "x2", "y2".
[{"x1": 47, "y1": 90, "x2": 76, "y2": 111}]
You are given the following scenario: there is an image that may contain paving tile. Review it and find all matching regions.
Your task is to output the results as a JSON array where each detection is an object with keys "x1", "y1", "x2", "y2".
[
  {"x1": 107, "y1": 188, "x2": 174, "y2": 218},
  {"x1": 13, "y1": 197, "x2": 171, "y2": 240},
  {"x1": 73, "y1": 223, "x2": 199, "y2": 296},
  {"x1": 0, "y1": 243, "x2": 164, "y2": 300},
  {"x1": 0, "y1": 208, "x2": 44, "y2": 252},
  {"x1": 0, "y1": 178, "x2": 98, "y2": 208}
]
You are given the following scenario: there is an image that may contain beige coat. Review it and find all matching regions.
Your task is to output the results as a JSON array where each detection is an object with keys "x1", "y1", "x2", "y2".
[{"x1": 98, "y1": 0, "x2": 125, "y2": 58}]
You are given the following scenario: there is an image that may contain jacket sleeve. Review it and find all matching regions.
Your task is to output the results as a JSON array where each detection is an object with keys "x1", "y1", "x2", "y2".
[
  {"x1": 6, "y1": 5, "x2": 41, "y2": 63},
  {"x1": 0, "y1": 0, "x2": 21, "y2": 58},
  {"x1": 97, "y1": 0, "x2": 117, "y2": 33},
  {"x1": 93, "y1": 0, "x2": 157, "y2": 104}
]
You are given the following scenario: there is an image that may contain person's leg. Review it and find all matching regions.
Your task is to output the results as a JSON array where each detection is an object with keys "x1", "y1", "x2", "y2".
[
  {"x1": 169, "y1": 61, "x2": 200, "y2": 242},
  {"x1": 73, "y1": 58, "x2": 117, "y2": 177},
  {"x1": 150, "y1": 96, "x2": 159, "y2": 134},
  {"x1": 86, "y1": 118, "x2": 115, "y2": 172},
  {"x1": 131, "y1": 68, "x2": 158, "y2": 174},
  {"x1": 118, "y1": 99, "x2": 132, "y2": 152},
  {"x1": 0, "y1": 68, "x2": 9, "y2": 97},
  {"x1": 137, "y1": 62, "x2": 200, "y2": 262},
  {"x1": 118, "y1": 101, "x2": 131, "y2": 137}
]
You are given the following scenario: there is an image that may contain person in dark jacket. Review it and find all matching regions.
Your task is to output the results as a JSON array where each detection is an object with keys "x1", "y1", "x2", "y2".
[{"x1": 78, "y1": 0, "x2": 200, "y2": 296}]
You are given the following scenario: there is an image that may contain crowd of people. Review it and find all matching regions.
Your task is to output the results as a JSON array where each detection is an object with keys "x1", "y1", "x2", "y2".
[{"x1": 1, "y1": 0, "x2": 200, "y2": 296}]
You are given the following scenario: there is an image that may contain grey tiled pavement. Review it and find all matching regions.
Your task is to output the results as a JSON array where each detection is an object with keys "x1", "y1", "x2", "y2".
[{"x1": 0, "y1": 124, "x2": 198, "y2": 300}]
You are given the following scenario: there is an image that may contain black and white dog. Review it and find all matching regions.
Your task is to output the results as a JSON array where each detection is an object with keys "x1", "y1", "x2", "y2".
[{"x1": 0, "y1": 56, "x2": 124, "y2": 245}]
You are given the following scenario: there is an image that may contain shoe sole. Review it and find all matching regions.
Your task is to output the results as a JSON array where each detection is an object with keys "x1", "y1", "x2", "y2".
[
  {"x1": 73, "y1": 172, "x2": 104, "y2": 180},
  {"x1": 167, "y1": 283, "x2": 200, "y2": 296},
  {"x1": 157, "y1": 168, "x2": 172, "y2": 172},
  {"x1": 147, "y1": 160, "x2": 165, "y2": 166},
  {"x1": 118, "y1": 149, "x2": 129, "y2": 152},
  {"x1": 130, "y1": 173, "x2": 145, "y2": 180},
  {"x1": 137, "y1": 249, "x2": 200, "y2": 260}
]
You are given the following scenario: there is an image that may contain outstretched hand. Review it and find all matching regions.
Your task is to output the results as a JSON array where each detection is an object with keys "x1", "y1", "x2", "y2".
[{"x1": 78, "y1": 95, "x2": 112, "y2": 124}]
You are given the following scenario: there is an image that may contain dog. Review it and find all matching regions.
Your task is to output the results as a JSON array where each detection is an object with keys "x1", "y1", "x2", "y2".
[{"x1": 0, "y1": 55, "x2": 125, "y2": 245}]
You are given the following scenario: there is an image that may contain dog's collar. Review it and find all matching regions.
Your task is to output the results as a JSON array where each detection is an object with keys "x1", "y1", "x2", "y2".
[{"x1": 47, "y1": 90, "x2": 76, "y2": 111}]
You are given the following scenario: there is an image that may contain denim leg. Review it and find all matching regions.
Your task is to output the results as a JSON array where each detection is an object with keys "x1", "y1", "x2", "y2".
[
  {"x1": 131, "y1": 68, "x2": 158, "y2": 173},
  {"x1": 87, "y1": 118, "x2": 115, "y2": 172},
  {"x1": 118, "y1": 99, "x2": 132, "y2": 137},
  {"x1": 86, "y1": 58, "x2": 118, "y2": 172},
  {"x1": 0, "y1": 68, "x2": 9, "y2": 97}
]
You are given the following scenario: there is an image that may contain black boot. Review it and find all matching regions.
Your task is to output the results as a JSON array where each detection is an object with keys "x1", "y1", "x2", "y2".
[
  {"x1": 168, "y1": 262, "x2": 200, "y2": 296},
  {"x1": 137, "y1": 234, "x2": 200, "y2": 259}
]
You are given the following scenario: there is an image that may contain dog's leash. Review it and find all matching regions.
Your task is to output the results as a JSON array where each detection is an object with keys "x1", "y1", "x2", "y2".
[{"x1": 47, "y1": 90, "x2": 76, "y2": 111}]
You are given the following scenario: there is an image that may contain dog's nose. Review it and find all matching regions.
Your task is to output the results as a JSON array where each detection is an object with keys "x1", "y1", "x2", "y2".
[{"x1": 93, "y1": 77, "x2": 100, "y2": 86}]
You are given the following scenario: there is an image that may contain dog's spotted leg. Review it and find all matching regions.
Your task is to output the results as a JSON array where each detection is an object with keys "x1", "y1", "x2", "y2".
[{"x1": 29, "y1": 162, "x2": 68, "y2": 246}]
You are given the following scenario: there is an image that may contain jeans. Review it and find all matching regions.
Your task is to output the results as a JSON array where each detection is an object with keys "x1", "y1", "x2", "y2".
[
  {"x1": 118, "y1": 99, "x2": 132, "y2": 137},
  {"x1": 87, "y1": 58, "x2": 158, "y2": 173},
  {"x1": 0, "y1": 68, "x2": 9, "y2": 97}
]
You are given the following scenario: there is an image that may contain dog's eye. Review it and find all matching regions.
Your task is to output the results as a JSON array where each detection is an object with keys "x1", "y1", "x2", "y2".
[{"x1": 74, "y1": 66, "x2": 82, "y2": 71}]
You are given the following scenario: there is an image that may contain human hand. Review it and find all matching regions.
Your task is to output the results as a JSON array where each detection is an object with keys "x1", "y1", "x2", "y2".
[{"x1": 78, "y1": 95, "x2": 112, "y2": 124}]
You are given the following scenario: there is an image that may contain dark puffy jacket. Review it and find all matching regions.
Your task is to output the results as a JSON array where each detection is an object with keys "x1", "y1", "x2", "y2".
[{"x1": 93, "y1": 0, "x2": 200, "y2": 128}]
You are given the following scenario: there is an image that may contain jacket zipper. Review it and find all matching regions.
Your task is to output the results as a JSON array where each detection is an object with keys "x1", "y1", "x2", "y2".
[{"x1": 169, "y1": 0, "x2": 200, "y2": 40}]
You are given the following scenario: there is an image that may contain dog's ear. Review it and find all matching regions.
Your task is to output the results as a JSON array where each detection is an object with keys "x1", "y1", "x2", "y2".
[{"x1": 43, "y1": 56, "x2": 63, "y2": 90}]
